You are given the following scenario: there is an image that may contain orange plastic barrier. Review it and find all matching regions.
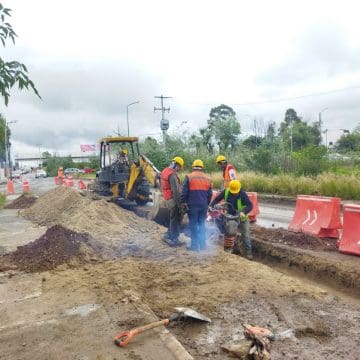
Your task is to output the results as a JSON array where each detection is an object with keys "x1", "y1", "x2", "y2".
[
  {"x1": 338, "y1": 204, "x2": 360, "y2": 256},
  {"x1": 247, "y1": 192, "x2": 260, "y2": 222},
  {"x1": 22, "y1": 179, "x2": 30, "y2": 192},
  {"x1": 288, "y1": 195, "x2": 341, "y2": 238},
  {"x1": 66, "y1": 175, "x2": 74, "y2": 187},
  {"x1": 78, "y1": 180, "x2": 87, "y2": 190},
  {"x1": 7, "y1": 179, "x2": 15, "y2": 194}
]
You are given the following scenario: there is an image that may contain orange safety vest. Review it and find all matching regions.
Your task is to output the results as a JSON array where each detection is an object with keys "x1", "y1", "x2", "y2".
[
  {"x1": 160, "y1": 167, "x2": 180, "y2": 200},
  {"x1": 223, "y1": 164, "x2": 236, "y2": 188},
  {"x1": 187, "y1": 171, "x2": 211, "y2": 191}
]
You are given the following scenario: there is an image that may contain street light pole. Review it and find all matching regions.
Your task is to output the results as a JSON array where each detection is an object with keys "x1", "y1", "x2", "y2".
[
  {"x1": 126, "y1": 101, "x2": 140, "y2": 136},
  {"x1": 36, "y1": 143, "x2": 42, "y2": 168}
]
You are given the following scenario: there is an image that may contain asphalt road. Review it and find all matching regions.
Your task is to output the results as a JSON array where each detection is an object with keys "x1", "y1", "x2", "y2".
[{"x1": 1, "y1": 175, "x2": 296, "y2": 229}]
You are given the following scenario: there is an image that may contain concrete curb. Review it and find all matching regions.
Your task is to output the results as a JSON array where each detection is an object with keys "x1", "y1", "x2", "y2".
[{"x1": 137, "y1": 302, "x2": 194, "y2": 360}]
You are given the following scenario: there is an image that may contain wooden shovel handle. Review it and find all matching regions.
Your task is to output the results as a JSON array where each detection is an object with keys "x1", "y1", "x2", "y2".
[{"x1": 114, "y1": 319, "x2": 170, "y2": 347}]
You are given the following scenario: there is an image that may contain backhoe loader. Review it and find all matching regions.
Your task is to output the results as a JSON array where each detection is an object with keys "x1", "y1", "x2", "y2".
[{"x1": 90, "y1": 136, "x2": 168, "y2": 223}]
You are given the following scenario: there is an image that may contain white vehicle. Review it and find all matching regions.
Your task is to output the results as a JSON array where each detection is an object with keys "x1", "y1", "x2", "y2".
[{"x1": 35, "y1": 169, "x2": 47, "y2": 178}]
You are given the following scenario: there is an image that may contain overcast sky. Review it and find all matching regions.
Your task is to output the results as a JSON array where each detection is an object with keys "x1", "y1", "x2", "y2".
[{"x1": 2, "y1": 0, "x2": 360, "y2": 156}]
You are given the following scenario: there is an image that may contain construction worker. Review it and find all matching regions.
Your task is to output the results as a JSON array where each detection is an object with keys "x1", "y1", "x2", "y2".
[
  {"x1": 118, "y1": 148, "x2": 129, "y2": 165},
  {"x1": 216, "y1": 155, "x2": 236, "y2": 189},
  {"x1": 160, "y1": 156, "x2": 184, "y2": 247},
  {"x1": 181, "y1": 159, "x2": 212, "y2": 251},
  {"x1": 57, "y1": 166, "x2": 64, "y2": 185},
  {"x1": 209, "y1": 179, "x2": 254, "y2": 260}
]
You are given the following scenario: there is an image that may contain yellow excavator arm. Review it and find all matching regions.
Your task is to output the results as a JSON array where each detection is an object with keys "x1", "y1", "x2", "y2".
[{"x1": 125, "y1": 154, "x2": 161, "y2": 196}]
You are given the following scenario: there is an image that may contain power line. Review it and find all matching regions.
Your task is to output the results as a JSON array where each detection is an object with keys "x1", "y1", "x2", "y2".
[{"x1": 172, "y1": 85, "x2": 360, "y2": 107}]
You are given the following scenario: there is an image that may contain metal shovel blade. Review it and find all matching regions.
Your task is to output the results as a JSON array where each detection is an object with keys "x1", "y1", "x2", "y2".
[{"x1": 174, "y1": 307, "x2": 211, "y2": 323}]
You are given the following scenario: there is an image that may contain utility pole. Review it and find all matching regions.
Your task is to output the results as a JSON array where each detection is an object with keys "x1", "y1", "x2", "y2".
[
  {"x1": 36, "y1": 143, "x2": 42, "y2": 168},
  {"x1": 3, "y1": 120, "x2": 17, "y2": 178},
  {"x1": 154, "y1": 95, "x2": 172, "y2": 145},
  {"x1": 323, "y1": 129, "x2": 328, "y2": 148}
]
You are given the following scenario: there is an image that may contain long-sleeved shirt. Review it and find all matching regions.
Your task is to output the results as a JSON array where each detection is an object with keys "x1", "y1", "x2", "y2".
[
  {"x1": 210, "y1": 189, "x2": 253, "y2": 215},
  {"x1": 180, "y1": 170, "x2": 212, "y2": 207},
  {"x1": 169, "y1": 173, "x2": 181, "y2": 205}
]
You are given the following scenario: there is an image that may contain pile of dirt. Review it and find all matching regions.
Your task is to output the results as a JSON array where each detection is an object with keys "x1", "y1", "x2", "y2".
[
  {"x1": 4, "y1": 194, "x2": 37, "y2": 209},
  {"x1": 252, "y1": 224, "x2": 338, "y2": 251},
  {"x1": 1, "y1": 225, "x2": 92, "y2": 272},
  {"x1": 22, "y1": 187, "x2": 165, "y2": 239}
]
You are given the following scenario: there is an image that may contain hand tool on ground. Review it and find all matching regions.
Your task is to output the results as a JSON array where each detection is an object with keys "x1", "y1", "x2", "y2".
[{"x1": 114, "y1": 307, "x2": 211, "y2": 347}]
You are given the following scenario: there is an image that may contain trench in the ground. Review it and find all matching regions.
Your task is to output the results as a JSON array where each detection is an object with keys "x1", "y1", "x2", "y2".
[{"x1": 128, "y1": 207, "x2": 360, "y2": 359}]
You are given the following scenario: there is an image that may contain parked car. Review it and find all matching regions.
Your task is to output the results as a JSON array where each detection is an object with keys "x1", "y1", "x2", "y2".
[
  {"x1": 83, "y1": 167, "x2": 96, "y2": 173},
  {"x1": 12, "y1": 170, "x2": 22, "y2": 179},
  {"x1": 35, "y1": 169, "x2": 47, "y2": 178},
  {"x1": 64, "y1": 168, "x2": 81, "y2": 175}
]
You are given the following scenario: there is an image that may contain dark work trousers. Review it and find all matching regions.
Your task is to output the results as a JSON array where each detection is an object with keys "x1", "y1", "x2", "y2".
[
  {"x1": 188, "y1": 205, "x2": 208, "y2": 250},
  {"x1": 167, "y1": 201, "x2": 182, "y2": 241}
]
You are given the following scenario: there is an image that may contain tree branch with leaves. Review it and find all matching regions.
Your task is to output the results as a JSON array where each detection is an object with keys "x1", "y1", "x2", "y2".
[{"x1": 0, "y1": 3, "x2": 40, "y2": 106}]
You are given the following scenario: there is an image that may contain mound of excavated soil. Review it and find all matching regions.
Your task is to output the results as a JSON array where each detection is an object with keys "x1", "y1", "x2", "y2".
[
  {"x1": 1, "y1": 225, "x2": 92, "y2": 272},
  {"x1": 4, "y1": 194, "x2": 37, "y2": 209},
  {"x1": 22, "y1": 187, "x2": 165, "y2": 239},
  {"x1": 252, "y1": 224, "x2": 338, "y2": 251}
]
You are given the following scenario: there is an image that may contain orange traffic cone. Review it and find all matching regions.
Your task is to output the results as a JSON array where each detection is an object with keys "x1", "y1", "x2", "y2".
[
  {"x1": 22, "y1": 179, "x2": 30, "y2": 193},
  {"x1": 78, "y1": 180, "x2": 87, "y2": 190},
  {"x1": 7, "y1": 179, "x2": 15, "y2": 194},
  {"x1": 67, "y1": 175, "x2": 74, "y2": 187}
]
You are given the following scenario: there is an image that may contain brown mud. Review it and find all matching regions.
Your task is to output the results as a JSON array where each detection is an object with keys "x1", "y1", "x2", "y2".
[
  {"x1": 0, "y1": 225, "x2": 93, "y2": 272},
  {"x1": 252, "y1": 225, "x2": 338, "y2": 252},
  {"x1": 1, "y1": 187, "x2": 359, "y2": 359},
  {"x1": 4, "y1": 193, "x2": 37, "y2": 209}
]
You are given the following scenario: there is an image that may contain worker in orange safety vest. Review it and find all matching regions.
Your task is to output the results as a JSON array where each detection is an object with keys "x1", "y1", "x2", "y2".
[
  {"x1": 160, "y1": 156, "x2": 185, "y2": 247},
  {"x1": 181, "y1": 159, "x2": 212, "y2": 251},
  {"x1": 216, "y1": 155, "x2": 237, "y2": 189}
]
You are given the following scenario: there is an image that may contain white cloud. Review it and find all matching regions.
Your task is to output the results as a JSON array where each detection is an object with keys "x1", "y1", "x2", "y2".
[{"x1": 2, "y1": 0, "x2": 360, "y2": 154}]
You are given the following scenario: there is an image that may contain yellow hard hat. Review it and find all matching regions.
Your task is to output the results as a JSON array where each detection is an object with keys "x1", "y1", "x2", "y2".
[
  {"x1": 172, "y1": 156, "x2": 184, "y2": 168},
  {"x1": 121, "y1": 148, "x2": 128, "y2": 154},
  {"x1": 216, "y1": 155, "x2": 226, "y2": 164},
  {"x1": 229, "y1": 180, "x2": 241, "y2": 194},
  {"x1": 192, "y1": 159, "x2": 204, "y2": 168}
]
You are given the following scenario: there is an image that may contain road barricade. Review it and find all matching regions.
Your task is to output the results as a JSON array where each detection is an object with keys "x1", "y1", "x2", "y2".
[
  {"x1": 288, "y1": 195, "x2": 341, "y2": 238},
  {"x1": 22, "y1": 179, "x2": 30, "y2": 193},
  {"x1": 7, "y1": 179, "x2": 15, "y2": 194},
  {"x1": 338, "y1": 204, "x2": 360, "y2": 256},
  {"x1": 247, "y1": 192, "x2": 260, "y2": 222},
  {"x1": 78, "y1": 180, "x2": 87, "y2": 190},
  {"x1": 66, "y1": 175, "x2": 74, "y2": 187}
]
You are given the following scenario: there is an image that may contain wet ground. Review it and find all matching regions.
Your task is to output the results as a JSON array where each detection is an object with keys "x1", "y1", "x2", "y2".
[{"x1": 0, "y1": 187, "x2": 359, "y2": 359}]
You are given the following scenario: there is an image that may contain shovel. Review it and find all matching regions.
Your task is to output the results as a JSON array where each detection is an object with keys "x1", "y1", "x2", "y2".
[{"x1": 114, "y1": 307, "x2": 211, "y2": 347}]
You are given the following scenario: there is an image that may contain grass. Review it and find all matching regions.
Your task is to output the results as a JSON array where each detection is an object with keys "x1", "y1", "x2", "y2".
[
  {"x1": 0, "y1": 192, "x2": 6, "y2": 208},
  {"x1": 204, "y1": 171, "x2": 360, "y2": 200}
]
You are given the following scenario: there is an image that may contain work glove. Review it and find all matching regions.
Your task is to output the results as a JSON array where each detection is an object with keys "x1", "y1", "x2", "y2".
[{"x1": 239, "y1": 212, "x2": 248, "y2": 222}]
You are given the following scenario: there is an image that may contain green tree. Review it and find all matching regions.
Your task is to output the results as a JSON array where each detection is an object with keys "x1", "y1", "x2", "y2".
[
  {"x1": 279, "y1": 109, "x2": 321, "y2": 151},
  {"x1": 336, "y1": 131, "x2": 360, "y2": 152},
  {"x1": 0, "y1": 3, "x2": 40, "y2": 105},
  {"x1": 242, "y1": 135, "x2": 263, "y2": 150},
  {"x1": 292, "y1": 146, "x2": 329, "y2": 175},
  {"x1": 201, "y1": 104, "x2": 241, "y2": 152},
  {"x1": 0, "y1": 113, "x2": 10, "y2": 161}
]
